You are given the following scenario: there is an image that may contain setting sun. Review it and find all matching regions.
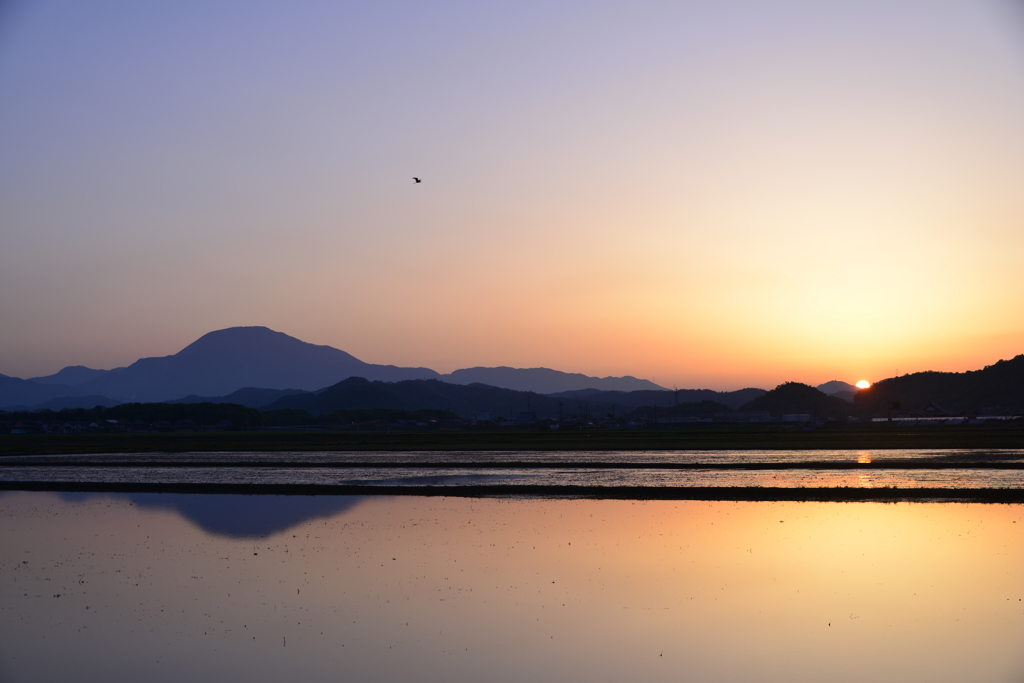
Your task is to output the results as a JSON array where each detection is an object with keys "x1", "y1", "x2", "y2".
[{"x1": 856, "y1": 380, "x2": 871, "y2": 389}]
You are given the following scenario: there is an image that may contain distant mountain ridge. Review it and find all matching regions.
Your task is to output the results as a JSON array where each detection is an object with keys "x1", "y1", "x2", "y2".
[
  {"x1": 12, "y1": 326, "x2": 1017, "y2": 415},
  {"x1": 0, "y1": 373, "x2": 96, "y2": 411},
  {"x1": 29, "y1": 365, "x2": 111, "y2": 386},
  {"x1": 441, "y1": 367, "x2": 662, "y2": 393},
  {"x1": 1, "y1": 326, "x2": 665, "y2": 409}
]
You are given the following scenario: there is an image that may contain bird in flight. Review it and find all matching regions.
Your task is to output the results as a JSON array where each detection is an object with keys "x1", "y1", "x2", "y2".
[{"x1": 413, "y1": 177, "x2": 422, "y2": 183}]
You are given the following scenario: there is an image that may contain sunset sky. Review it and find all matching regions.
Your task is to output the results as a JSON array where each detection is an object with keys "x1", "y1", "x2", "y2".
[{"x1": 2, "y1": 0, "x2": 1023, "y2": 390}]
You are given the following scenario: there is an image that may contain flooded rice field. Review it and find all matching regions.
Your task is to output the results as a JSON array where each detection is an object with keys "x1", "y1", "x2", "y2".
[
  {"x1": 2, "y1": 491, "x2": 1024, "y2": 683},
  {"x1": 4, "y1": 449, "x2": 1024, "y2": 490},
  {"x1": 3, "y1": 450, "x2": 1024, "y2": 681}
]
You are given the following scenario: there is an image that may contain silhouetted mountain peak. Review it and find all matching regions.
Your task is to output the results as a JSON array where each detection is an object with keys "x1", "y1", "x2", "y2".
[
  {"x1": 177, "y1": 326, "x2": 359, "y2": 364},
  {"x1": 60, "y1": 327, "x2": 439, "y2": 403},
  {"x1": 816, "y1": 380, "x2": 857, "y2": 396}
]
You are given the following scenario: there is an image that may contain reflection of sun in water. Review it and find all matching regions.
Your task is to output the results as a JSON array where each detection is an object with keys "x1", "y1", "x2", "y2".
[
  {"x1": 856, "y1": 380, "x2": 871, "y2": 389},
  {"x1": 855, "y1": 452, "x2": 874, "y2": 486}
]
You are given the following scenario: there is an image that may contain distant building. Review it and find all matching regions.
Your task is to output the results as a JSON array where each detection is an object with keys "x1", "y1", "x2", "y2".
[{"x1": 916, "y1": 401, "x2": 949, "y2": 417}]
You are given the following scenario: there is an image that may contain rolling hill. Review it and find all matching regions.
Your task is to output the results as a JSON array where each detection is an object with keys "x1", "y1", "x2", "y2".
[
  {"x1": 267, "y1": 377, "x2": 635, "y2": 419},
  {"x1": 738, "y1": 382, "x2": 851, "y2": 420},
  {"x1": 853, "y1": 356, "x2": 1024, "y2": 414}
]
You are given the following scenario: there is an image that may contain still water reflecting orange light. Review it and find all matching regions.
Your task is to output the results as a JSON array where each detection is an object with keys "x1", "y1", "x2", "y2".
[{"x1": 2, "y1": 492, "x2": 1023, "y2": 682}]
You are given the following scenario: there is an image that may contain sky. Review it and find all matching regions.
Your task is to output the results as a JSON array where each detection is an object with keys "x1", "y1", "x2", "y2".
[{"x1": 2, "y1": 0, "x2": 1023, "y2": 390}]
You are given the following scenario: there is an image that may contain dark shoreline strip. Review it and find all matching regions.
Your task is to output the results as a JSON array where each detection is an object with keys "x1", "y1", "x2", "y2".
[
  {"x1": 3, "y1": 480, "x2": 1024, "y2": 503},
  {"x1": 5, "y1": 460, "x2": 1024, "y2": 470}
]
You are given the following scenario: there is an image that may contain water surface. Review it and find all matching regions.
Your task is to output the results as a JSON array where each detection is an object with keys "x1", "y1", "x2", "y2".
[
  {"x1": 2, "y1": 491, "x2": 1024, "y2": 682},
  {"x1": 5, "y1": 448, "x2": 1024, "y2": 489}
]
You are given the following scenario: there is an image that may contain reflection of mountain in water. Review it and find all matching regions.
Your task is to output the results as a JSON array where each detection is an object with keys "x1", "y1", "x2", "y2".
[{"x1": 56, "y1": 492, "x2": 365, "y2": 539}]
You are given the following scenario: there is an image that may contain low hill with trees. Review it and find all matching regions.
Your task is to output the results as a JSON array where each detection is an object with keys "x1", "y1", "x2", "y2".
[
  {"x1": 265, "y1": 377, "x2": 622, "y2": 420},
  {"x1": 854, "y1": 356, "x2": 1024, "y2": 415},
  {"x1": 738, "y1": 382, "x2": 851, "y2": 420}
]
